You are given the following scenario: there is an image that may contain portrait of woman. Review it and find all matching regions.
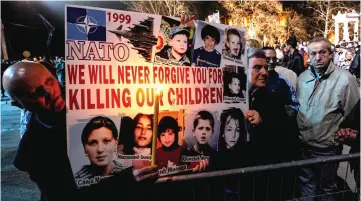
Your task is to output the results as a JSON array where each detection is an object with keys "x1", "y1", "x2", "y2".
[
  {"x1": 74, "y1": 116, "x2": 125, "y2": 180},
  {"x1": 155, "y1": 116, "x2": 182, "y2": 169}
]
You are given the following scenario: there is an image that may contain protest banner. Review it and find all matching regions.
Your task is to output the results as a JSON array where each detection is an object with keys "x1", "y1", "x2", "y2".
[{"x1": 65, "y1": 4, "x2": 248, "y2": 188}]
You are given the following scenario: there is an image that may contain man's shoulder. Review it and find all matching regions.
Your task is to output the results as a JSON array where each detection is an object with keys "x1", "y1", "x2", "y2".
[{"x1": 298, "y1": 69, "x2": 312, "y2": 81}]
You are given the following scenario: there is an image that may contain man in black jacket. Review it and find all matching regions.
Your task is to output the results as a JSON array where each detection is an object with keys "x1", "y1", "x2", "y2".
[
  {"x1": 3, "y1": 62, "x2": 158, "y2": 201},
  {"x1": 285, "y1": 36, "x2": 304, "y2": 76},
  {"x1": 349, "y1": 49, "x2": 360, "y2": 85}
]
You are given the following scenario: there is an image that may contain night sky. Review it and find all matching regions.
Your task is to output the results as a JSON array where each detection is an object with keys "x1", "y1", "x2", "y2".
[{"x1": 1, "y1": 1, "x2": 301, "y2": 60}]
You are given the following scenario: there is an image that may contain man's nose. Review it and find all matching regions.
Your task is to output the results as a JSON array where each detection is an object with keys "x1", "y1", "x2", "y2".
[
  {"x1": 315, "y1": 53, "x2": 322, "y2": 61},
  {"x1": 259, "y1": 67, "x2": 267, "y2": 75}
]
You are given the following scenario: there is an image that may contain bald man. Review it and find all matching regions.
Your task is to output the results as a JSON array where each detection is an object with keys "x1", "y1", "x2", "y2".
[
  {"x1": 3, "y1": 62, "x2": 158, "y2": 201},
  {"x1": 3, "y1": 62, "x2": 65, "y2": 120}
]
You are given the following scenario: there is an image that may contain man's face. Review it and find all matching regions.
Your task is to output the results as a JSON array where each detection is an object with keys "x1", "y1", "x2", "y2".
[
  {"x1": 249, "y1": 57, "x2": 268, "y2": 88},
  {"x1": 134, "y1": 115, "x2": 152, "y2": 148},
  {"x1": 85, "y1": 127, "x2": 117, "y2": 168},
  {"x1": 193, "y1": 119, "x2": 213, "y2": 145},
  {"x1": 224, "y1": 117, "x2": 240, "y2": 149},
  {"x1": 229, "y1": 78, "x2": 240, "y2": 94},
  {"x1": 160, "y1": 129, "x2": 175, "y2": 148},
  {"x1": 346, "y1": 52, "x2": 353, "y2": 60},
  {"x1": 170, "y1": 34, "x2": 188, "y2": 55},
  {"x1": 285, "y1": 44, "x2": 290, "y2": 51},
  {"x1": 204, "y1": 35, "x2": 216, "y2": 51},
  {"x1": 308, "y1": 41, "x2": 332, "y2": 69},
  {"x1": 264, "y1": 49, "x2": 277, "y2": 69},
  {"x1": 228, "y1": 34, "x2": 240, "y2": 56},
  {"x1": 16, "y1": 64, "x2": 65, "y2": 114}
]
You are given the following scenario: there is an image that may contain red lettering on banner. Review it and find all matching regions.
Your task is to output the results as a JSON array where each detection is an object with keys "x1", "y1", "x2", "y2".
[
  {"x1": 111, "y1": 89, "x2": 120, "y2": 108},
  {"x1": 146, "y1": 88, "x2": 154, "y2": 107},
  {"x1": 81, "y1": 89, "x2": 85, "y2": 109},
  {"x1": 118, "y1": 66, "x2": 125, "y2": 84},
  {"x1": 144, "y1": 66, "x2": 150, "y2": 84},
  {"x1": 67, "y1": 65, "x2": 77, "y2": 84},
  {"x1": 171, "y1": 67, "x2": 176, "y2": 84},
  {"x1": 96, "y1": 89, "x2": 104, "y2": 109},
  {"x1": 136, "y1": 88, "x2": 145, "y2": 107},
  {"x1": 168, "y1": 88, "x2": 175, "y2": 105},
  {"x1": 87, "y1": 89, "x2": 95, "y2": 109},
  {"x1": 195, "y1": 88, "x2": 202, "y2": 104},
  {"x1": 123, "y1": 88, "x2": 131, "y2": 108},
  {"x1": 153, "y1": 66, "x2": 158, "y2": 84},
  {"x1": 69, "y1": 89, "x2": 79, "y2": 110},
  {"x1": 105, "y1": 89, "x2": 110, "y2": 108},
  {"x1": 203, "y1": 88, "x2": 209, "y2": 104},
  {"x1": 125, "y1": 66, "x2": 131, "y2": 84},
  {"x1": 165, "y1": 67, "x2": 170, "y2": 84},
  {"x1": 88, "y1": 65, "x2": 98, "y2": 84},
  {"x1": 210, "y1": 87, "x2": 216, "y2": 103},
  {"x1": 217, "y1": 87, "x2": 223, "y2": 103}
]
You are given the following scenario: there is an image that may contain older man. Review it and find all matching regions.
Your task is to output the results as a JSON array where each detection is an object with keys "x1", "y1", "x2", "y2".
[
  {"x1": 297, "y1": 37, "x2": 360, "y2": 201},
  {"x1": 3, "y1": 62, "x2": 158, "y2": 201}
]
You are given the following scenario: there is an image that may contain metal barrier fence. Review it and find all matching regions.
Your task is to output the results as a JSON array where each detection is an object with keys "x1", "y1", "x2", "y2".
[{"x1": 150, "y1": 152, "x2": 360, "y2": 201}]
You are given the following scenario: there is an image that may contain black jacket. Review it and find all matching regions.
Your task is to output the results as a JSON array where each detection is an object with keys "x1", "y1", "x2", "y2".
[
  {"x1": 248, "y1": 87, "x2": 300, "y2": 165},
  {"x1": 287, "y1": 50, "x2": 304, "y2": 76},
  {"x1": 14, "y1": 111, "x2": 138, "y2": 201},
  {"x1": 350, "y1": 49, "x2": 360, "y2": 78}
]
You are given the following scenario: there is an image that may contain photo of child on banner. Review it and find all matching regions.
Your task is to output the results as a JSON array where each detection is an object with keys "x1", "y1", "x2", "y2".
[
  {"x1": 222, "y1": 27, "x2": 246, "y2": 60},
  {"x1": 154, "y1": 16, "x2": 194, "y2": 66},
  {"x1": 223, "y1": 65, "x2": 247, "y2": 103},
  {"x1": 117, "y1": 113, "x2": 153, "y2": 170},
  {"x1": 192, "y1": 21, "x2": 223, "y2": 68},
  {"x1": 182, "y1": 110, "x2": 220, "y2": 169}
]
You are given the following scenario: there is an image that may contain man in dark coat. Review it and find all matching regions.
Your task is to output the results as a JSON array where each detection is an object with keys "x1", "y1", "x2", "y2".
[
  {"x1": 3, "y1": 62, "x2": 158, "y2": 201},
  {"x1": 286, "y1": 36, "x2": 304, "y2": 76}
]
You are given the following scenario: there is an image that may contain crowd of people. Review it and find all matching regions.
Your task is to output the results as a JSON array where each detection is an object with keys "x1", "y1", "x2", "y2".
[{"x1": 1, "y1": 15, "x2": 360, "y2": 201}]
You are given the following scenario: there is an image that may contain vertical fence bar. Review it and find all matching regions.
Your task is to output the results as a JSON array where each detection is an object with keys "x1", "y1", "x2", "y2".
[
  {"x1": 319, "y1": 164, "x2": 324, "y2": 200},
  {"x1": 279, "y1": 174, "x2": 284, "y2": 201},
  {"x1": 353, "y1": 168, "x2": 360, "y2": 201},
  {"x1": 342, "y1": 161, "x2": 351, "y2": 201},
  {"x1": 266, "y1": 175, "x2": 270, "y2": 201},
  {"x1": 252, "y1": 175, "x2": 256, "y2": 201}
]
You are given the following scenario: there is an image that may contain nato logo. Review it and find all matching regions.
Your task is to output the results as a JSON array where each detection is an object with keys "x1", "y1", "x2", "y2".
[{"x1": 67, "y1": 7, "x2": 106, "y2": 41}]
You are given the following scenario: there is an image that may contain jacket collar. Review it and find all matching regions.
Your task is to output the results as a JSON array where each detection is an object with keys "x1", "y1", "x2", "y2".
[{"x1": 308, "y1": 61, "x2": 336, "y2": 82}]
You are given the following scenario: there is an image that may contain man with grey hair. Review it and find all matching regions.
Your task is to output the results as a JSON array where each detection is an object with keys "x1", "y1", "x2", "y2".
[
  {"x1": 297, "y1": 37, "x2": 360, "y2": 201},
  {"x1": 244, "y1": 48, "x2": 300, "y2": 200}
]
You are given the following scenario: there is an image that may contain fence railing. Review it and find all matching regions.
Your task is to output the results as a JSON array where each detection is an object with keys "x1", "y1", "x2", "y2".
[{"x1": 151, "y1": 153, "x2": 360, "y2": 201}]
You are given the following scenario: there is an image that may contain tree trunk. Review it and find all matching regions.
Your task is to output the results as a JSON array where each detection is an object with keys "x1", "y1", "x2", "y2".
[{"x1": 324, "y1": 0, "x2": 330, "y2": 38}]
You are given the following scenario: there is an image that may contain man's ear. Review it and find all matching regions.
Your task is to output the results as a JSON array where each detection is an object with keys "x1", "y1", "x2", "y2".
[{"x1": 10, "y1": 100, "x2": 24, "y2": 109}]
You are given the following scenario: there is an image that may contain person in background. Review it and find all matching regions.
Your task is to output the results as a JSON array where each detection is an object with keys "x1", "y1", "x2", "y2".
[{"x1": 285, "y1": 36, "x2": 304, "y2": 76}]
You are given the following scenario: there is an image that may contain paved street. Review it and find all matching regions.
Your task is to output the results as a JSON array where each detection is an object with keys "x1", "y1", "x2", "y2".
[
  {"x1": 1, "y1": 100, "x2": 40, "y2": 201},
  {"x1": 0, "y1": 98, "x2": 358, "y2": 201}
]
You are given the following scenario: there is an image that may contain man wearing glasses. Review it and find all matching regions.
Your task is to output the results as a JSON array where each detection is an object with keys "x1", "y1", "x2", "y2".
[{"x1": 262, "y1": 46, "x2": 299, "y2": 115}]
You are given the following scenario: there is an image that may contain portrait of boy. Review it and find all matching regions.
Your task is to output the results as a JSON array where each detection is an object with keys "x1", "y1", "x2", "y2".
[
  {"x1": 192, "y1": 23, "x2": 222, "y2": 68},
  {"x1": 155, "y1": 26, "x2": 191, "y2": 66}
]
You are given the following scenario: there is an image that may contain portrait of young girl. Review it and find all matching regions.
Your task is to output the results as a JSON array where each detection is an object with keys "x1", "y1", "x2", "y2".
[{"x1": 155, "y1": 116, "x2": 183, "y2": 169}]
